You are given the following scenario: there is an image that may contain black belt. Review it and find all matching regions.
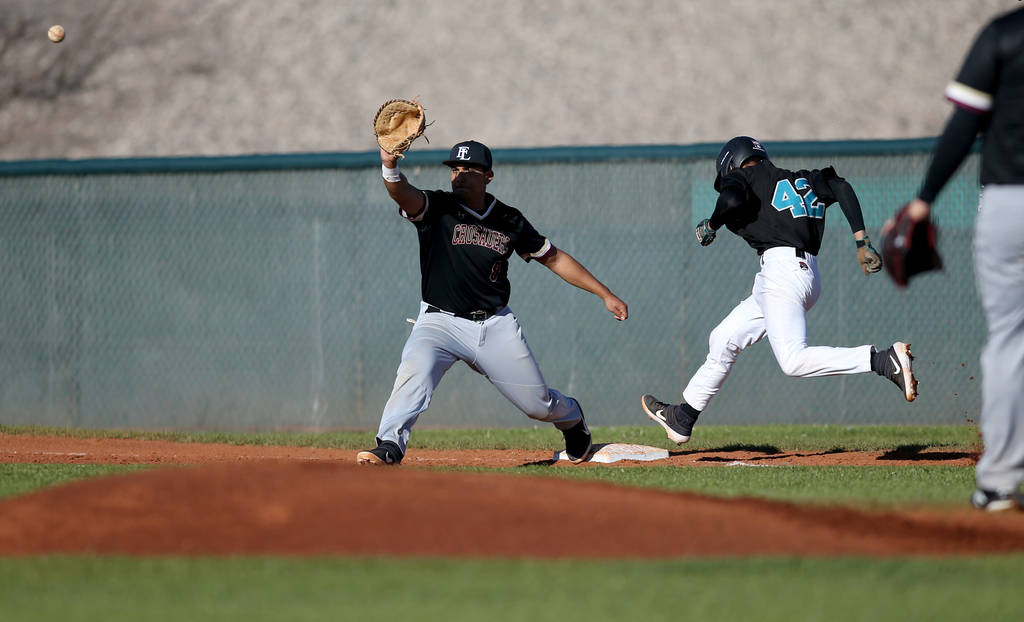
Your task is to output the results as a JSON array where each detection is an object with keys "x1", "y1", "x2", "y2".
[
  {"x1": 759, "y1": 248, "x2": 806, "y2": 258},
  {"x1": 425, "y1": 305, "x2": 497, "y2": 321}
]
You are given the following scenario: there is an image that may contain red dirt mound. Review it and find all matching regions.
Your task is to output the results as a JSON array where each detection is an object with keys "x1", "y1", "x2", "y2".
[{"x1": 2, "y1": 461, "x2": 1023, "y2": 558}]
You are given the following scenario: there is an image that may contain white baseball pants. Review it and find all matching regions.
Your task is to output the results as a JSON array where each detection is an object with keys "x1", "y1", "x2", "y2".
[{"x1": 682, "y1": 246, "x2": 873, "y2": 411}]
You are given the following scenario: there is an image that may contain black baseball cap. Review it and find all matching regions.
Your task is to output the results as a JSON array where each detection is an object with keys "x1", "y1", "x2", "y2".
[{"x1": 443, "y1": 140, "x2": 493, "y2": 170}]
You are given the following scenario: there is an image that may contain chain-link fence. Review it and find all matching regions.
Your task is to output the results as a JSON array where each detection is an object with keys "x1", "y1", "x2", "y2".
[{"x1": 0, "y1": 140, "x2": 980, "y2": 430}]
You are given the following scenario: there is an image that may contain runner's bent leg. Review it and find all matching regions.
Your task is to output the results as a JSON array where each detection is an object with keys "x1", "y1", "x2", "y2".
[
  {"x1": 682, "y1": 294, "x2": 766, "y2": 411},
  {"x1": 756, "y1": 249, "x2": 871, "y2": 377}
]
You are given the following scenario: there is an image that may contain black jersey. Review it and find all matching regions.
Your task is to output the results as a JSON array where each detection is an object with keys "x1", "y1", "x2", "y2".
[
  {"x1": 945, "y1": 7, "x2": 1024, "y2": 184},
  {"x1": 716, "y1": 161, "x2": 843, "y2": 256},
  {"x1": 406, "y1": 190, "x2": 553, "y2": 314}
]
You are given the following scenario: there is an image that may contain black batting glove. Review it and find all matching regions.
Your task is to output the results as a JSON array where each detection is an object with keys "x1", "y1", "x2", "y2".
[{"x1": 695, "y1": 219, "x2": 717, "y2": 246}]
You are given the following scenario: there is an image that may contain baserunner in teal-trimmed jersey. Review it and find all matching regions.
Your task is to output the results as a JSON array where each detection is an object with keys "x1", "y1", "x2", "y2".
[{"x1": 641, "y1": 136, "x2": 919, "y2": 447}]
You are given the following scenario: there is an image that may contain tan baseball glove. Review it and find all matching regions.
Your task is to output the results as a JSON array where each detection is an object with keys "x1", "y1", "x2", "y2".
[{"x1": 373, "y1": 98, "x2": 428, "y2": 158}]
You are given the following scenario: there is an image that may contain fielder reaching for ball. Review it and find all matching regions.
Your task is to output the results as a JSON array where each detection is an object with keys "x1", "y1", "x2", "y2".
[
  {"x1": 887, "y1": 6, "x2": 1024, "y2": 511},
  {"x1": 358, "y1": 140, "x2": 628, "y2": 466},
  {"x1": 642, "y1": 136, "x2": 917, "y2": 443}
]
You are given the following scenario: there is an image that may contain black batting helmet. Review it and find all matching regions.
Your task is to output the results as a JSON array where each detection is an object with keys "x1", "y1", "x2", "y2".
[{"x1": 714, "y1": 136, "x2": 769, "y2": 191}]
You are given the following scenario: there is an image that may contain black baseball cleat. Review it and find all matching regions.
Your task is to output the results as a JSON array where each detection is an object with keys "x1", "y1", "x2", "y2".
[
  {"x1": 970, "y1": 488, "x2": 1022, "y2": 512},
  {"x1": 561, "y1": 413, "x2": 593, "y2": 464},
  {"x1": 356, "y1": 440, "x2": 403, "y2": 466},
  {"x1": 882, "y1": 342, "x2": 918, "y2": 402},
  {"x1": 641, "y1": 394, "x2": 698, "y2": 445}
]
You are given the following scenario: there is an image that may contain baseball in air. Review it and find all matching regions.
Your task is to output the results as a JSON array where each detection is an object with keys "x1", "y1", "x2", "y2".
[{"x1": 48, "y1": 25, "x2": 65, "y2": 43}]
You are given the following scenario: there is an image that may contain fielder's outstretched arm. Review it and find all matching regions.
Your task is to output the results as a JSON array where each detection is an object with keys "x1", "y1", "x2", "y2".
[
  {"x1": 538, "y1": 248, "x2": 628, "y2": 321},
  {"x1": 380, "y1": 147, "x2": 426, "y2": 217}
]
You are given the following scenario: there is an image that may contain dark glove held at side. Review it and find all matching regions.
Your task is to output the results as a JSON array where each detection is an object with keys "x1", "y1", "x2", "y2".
[{"x1": 695, "y1": 219, "x2": 717, "y2": 246}]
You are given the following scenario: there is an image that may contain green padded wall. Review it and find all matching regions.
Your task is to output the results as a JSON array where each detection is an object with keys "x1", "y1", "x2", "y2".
[{"x1": 0, "y1": 140, "x2": 980, "y2": 430}]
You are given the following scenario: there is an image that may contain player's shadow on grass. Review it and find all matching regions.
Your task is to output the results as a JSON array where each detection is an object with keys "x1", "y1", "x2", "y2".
[
  {"x1": 876, "y1": 444, "x2": 978, "y2": 462},
  {"x1": 695, "y1": 443, "x2": 783, "y2": 454},
  {"x1": 672, "y1": 443, "x2": 786, "y2": 458},
  {"x1": 685, "y1": 444, "x2": 846, "y2": 462}
]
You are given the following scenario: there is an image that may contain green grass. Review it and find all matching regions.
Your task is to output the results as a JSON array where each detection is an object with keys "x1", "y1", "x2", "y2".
[
  {"x1": 0, "y1": 556, "x2": 1021, "y2": 622},
  {"x1": 0, "y1": 465, "x2": 974, "y2": 508},
  {"x1": 0, "y1": 462, "x2": 975, "y2": 507},
  {"x1": 503, "y1": 463, "x2": 977, "y2": 507},
  {"x1": 0, "y1": 463, "x2": 148, "y2": 500},
  {"x1": 0, "y1": 422, "x2": 981, "y2": 452}
]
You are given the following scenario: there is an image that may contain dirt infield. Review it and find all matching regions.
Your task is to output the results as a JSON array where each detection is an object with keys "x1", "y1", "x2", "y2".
[
  {"x1": 0, "y1": 434, "x2": 981, "y2": 468},
  {"x1": 2, "y1": 434, "x2": 1022, "y2": 558}
]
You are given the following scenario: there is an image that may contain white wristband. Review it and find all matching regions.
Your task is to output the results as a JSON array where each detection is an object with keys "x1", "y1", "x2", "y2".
[{"x1": 382, "y1": 164, "x2": 401, "y2": 183}]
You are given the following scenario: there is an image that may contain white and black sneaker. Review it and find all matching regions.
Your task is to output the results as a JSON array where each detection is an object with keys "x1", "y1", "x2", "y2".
[
  {"x1": 641, "y1": 394, "x2": 699, "y2": 445},
  {"x1": 561, "y1": 413, "x2": 593, "y2": 464},
  {"x1": 356, "y1": 440, "x2": 403, "y2": 466},
  {"x1": 881, "y1": 342, "x2": 918, "y2": 402},
  {"x1": 970, "y1": 488, "x2": 1022, "y2": 512}
]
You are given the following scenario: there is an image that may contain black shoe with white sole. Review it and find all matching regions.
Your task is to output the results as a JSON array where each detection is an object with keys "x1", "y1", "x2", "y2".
[
  {"x1": 879, "y1": 342, "x2": 918, "y2": 402},
  {"x1": 356, "y1": 440, "x2": 403, "y2": 465},
  {"x1": 970, "y1": 488, "x2": 1022, "y2": 512},
  {"x1": 561, "y1": 413, "x2": 593, "y2": 464},
  {"x1": 641, "y1": 394, "x2": 699, "y2": 444}
]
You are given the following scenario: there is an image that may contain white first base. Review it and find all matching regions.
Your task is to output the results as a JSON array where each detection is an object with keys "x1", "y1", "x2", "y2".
[{"x1": 553, "y1": 443, "x2": 669, "y2": 464}]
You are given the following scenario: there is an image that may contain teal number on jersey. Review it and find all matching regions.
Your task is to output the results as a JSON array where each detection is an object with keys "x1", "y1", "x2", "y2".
[
  {"x1": 772, "y1": 178, "x2": 825, "y2": 219},
  {"x1": 771, "y1": 179, "x2": 807, "y2": 217}
]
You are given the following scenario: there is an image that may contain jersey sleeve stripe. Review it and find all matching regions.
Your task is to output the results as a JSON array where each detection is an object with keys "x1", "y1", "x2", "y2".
[
  {"x1": 521, "y1": 239, "x2": 553, "y2": 261},
  {"x1": 945, "y1": 81, "x2": 993, "y2": 113}
]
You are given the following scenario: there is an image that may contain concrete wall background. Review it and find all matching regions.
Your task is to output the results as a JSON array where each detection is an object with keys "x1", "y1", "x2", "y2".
[{"x1": 0, "y1": 0, "x2": 1013, "y2": 160}]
